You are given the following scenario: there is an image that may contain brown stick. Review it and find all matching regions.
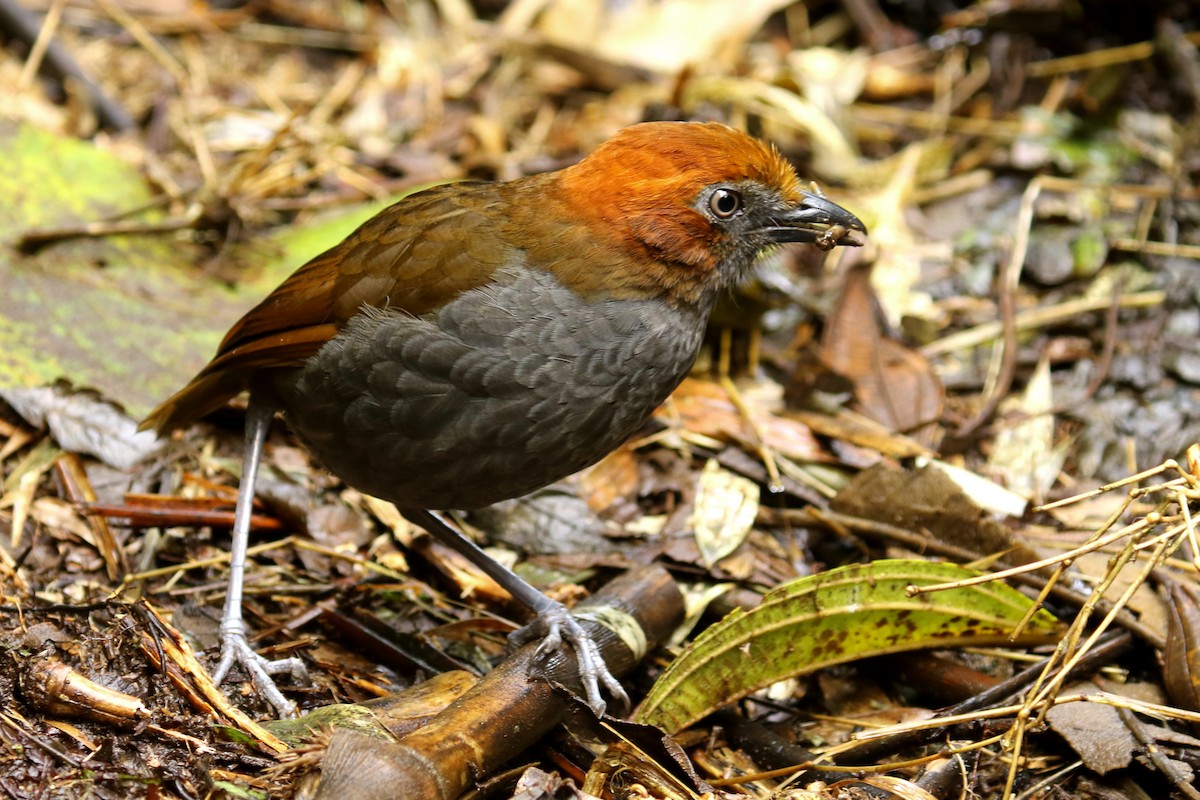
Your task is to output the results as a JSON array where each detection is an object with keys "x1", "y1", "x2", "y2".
[{"x1": 313, "y1": 565, "x2": 683, "y2": 800}]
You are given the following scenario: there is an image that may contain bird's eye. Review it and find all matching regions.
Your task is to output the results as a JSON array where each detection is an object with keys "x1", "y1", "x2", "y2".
[{"x1": 708, "y1": 188, "x2": 743, "y2": 219}]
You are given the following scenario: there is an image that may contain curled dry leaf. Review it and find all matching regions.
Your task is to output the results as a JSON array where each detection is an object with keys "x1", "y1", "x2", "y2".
[
  {"x1": 1163, "y1": 579, "x2": 1200, "y2": 711},
  {"x1": 988, "y1": 356, "x2": 1067, "y2": 503},
  {"x1": 1, "y1": 386, "x2": 163, "y2": 469},
  {"x1": 22, "y1": 659, "x2": 149, "y2": 727},
  {"x1": 689, "y1": 459, "x2": 760, "y2": 568}
]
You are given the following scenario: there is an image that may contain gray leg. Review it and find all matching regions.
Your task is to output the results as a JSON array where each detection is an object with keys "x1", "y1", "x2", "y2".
[
  {"x1": 211, "y1": 399, "x2": 307, "y2": 718},
  {"x1": 402, "y1": 508, "x2": 628, "y2": 717}
]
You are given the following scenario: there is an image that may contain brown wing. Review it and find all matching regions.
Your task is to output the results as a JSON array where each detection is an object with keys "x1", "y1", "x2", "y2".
[{"x1": 142, "y1": 182, "x2": 511, "y2": 434}]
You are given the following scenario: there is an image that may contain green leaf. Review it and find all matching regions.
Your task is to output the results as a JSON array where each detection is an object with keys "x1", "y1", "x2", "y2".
[
  {"x1": 209, "y1": 781, "x2": 267, "y2": 799},
  {"x1": 635, "y1": 559, "x2": 1063, "y2": 733}
]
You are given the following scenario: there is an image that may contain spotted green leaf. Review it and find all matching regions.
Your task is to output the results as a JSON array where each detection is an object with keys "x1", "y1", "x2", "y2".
[{"x1": 636, "y1": 559, "x2": 1063, "y2": 733}]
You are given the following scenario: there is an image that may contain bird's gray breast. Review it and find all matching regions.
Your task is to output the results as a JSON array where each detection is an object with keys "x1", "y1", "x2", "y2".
[{"x1": 279, "y1": 268, "x2": 706, "y2": 509}]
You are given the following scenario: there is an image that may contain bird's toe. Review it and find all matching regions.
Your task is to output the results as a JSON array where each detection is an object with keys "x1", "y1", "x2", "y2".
[
  {"x1": 212, "y1": 626, "x2": 307, "y2": 718},
  {"x1": 516, "y1": 602, "x2": 629, "y2": 718}
]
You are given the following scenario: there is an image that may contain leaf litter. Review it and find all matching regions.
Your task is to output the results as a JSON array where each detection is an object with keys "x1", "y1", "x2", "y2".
[{"x1": 1, "y1": 1, "x2": 1200, "y2": 798}]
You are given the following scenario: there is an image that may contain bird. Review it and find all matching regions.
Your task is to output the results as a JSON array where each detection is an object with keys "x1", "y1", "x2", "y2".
[{"x1": 142, "y1": 120, "x2": 866, "y2": 718}]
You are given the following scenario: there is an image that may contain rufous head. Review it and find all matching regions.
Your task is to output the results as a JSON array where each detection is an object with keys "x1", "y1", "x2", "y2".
[{"x1": 553, "y1": 121, "x2": 864, "y2": 304}]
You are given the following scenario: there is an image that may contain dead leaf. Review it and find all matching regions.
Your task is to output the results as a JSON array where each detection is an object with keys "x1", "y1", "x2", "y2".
[
  {"x1": 665, "y1": 377, "x2": 828, "y2": 462},
  {"x1": 689, "y1": 459, "x2": 759, "y2": 569},
  {"x1": 831, "y1": 462, "x2": 1044, "y2": 567},
  {"x1": 820, "y1": 260, "x2": 944, "y2": 448},
  {"x1": 1046, "y1": 684, "x2": 1135, "y2": 774},
  {"x1": 989, "y1": 356, "x2": 1068, "y2": 502},
  {"x1": 531, "y1": 0, "x2": 795, "y2": 74},
  {"x1": 577, "y1": 446, "x2": 640, "y2": 513},
  {"x1": 1162, "y1": 578, "x2": 1200, "y2": 711},
  {"x1": 1, "y1": 386, "x2": 162, "y2": 469}
]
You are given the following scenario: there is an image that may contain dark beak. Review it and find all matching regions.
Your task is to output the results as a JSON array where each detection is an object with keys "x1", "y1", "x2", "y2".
[{"x1": 766, "y1": 190, "x2": 866, "y2": 250}]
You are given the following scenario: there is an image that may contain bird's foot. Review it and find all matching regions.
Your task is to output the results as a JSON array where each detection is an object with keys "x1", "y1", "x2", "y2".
[
  {"x1": 511, "y1": 601, "x2": 629, "y2": 718},
  {"x1": 211, "y1": 622, "x2": 307, "y2": 719}
]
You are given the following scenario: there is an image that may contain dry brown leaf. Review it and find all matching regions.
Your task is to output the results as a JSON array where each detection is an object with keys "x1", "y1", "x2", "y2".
[
  {"x1": 665, "y1": 377, "x2": 827, "y2": 462},
  {"x1": 820, "y1": 261, "x2": 944, "y2": 447},
  {"x1": 1045, "y1": 683, "x2": 1136, "y2": 775},
  {"x1": 1163, "y1": 579, "x2": 1200, "y2": 711},
  {"x1": 577, "y1": 445, "x2": 640, "y2": 513},
  {"x1": 831, "y1": 462, "x2": 1045, "y2": 568}
]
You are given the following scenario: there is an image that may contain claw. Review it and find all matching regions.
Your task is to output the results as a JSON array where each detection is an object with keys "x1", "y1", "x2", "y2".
[
  {"x1": 403, "y1": 509, "x2": 630, "y2": 717},
  {"x1": 514, "y1": 601, "x2": 630, "y2": 717},
  {"x1": 212, "y1": 618, "x2": 307, "y2": 719}
]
